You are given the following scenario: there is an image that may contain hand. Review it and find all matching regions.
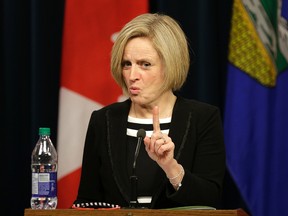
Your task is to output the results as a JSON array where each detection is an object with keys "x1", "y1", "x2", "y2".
[{"x1": 143, "y1": 106, "x2": 175, "y2": 168}]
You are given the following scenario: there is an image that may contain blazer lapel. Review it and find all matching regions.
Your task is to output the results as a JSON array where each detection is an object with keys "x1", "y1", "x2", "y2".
[
  {"x1": 169, "y1": 97, "x2": 192, "y2": 160},
  {"x1": 106, "y1": 100, "x2": 131, "y2": 204}
]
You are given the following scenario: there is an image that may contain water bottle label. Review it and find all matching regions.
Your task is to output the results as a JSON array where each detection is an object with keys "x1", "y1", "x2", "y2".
[{"x1": 32, "y1": 172, "x2": 57, "y2": 197}]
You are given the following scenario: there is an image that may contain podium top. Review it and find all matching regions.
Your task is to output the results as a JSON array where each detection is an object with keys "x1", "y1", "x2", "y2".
[{"x1": 24, "y1": 208, "x2": 249, "y2": 216}]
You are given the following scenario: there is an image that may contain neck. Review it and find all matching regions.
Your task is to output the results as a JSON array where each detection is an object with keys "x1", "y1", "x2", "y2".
[{"x1": 130, "y1": 92, "x2": 176, "y2": 119}]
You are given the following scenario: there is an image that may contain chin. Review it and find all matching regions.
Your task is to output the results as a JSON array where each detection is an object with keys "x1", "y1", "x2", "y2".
[{"x1": 130, "y1": 96, "x2": 145, "y2": 104}]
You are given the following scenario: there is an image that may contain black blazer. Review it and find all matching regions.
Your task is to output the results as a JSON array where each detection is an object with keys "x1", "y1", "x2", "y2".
[{"x1": 74, "y1": 96, "x2": 226, "y2": 209}]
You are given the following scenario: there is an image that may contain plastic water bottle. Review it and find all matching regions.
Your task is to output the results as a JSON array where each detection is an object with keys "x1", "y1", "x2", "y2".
[{"x1": 31, "y1": 127, "x2": 58, "y2": 209}]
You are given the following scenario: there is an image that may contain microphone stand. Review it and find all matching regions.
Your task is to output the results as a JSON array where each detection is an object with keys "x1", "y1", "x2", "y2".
[
  {"x1": 129, "y1": 173, "x2": 138, "y2": 208},
  {"x1": 129, "y1": 138, "x2": 141, "y2": 208},
  {"x1": 129, "y1": 129, "x2": 145, "y2": 208}
]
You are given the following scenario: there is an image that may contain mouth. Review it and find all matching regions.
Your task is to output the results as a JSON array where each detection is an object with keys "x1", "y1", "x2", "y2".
[{"x1": 129, "y1": 86, "x2": 140, "y2": 95}]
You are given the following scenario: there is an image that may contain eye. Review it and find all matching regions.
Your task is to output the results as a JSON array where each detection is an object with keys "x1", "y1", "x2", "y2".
[
  {"x1": 141, "y1": 61, "x2": 151, "y2": 69},
  {"x1": 121, "y1": 61, "x2": 131, "y2": 69}
]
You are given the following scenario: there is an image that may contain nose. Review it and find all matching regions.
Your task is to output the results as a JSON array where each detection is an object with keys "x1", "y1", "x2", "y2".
[{"x1": 129, "y1": 64, "x2": 140, "y2": 81}]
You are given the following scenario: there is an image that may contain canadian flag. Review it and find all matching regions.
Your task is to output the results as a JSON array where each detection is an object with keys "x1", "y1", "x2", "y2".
[{"x1": 57, "y1": 0, "x2": 148, "y2": 208}]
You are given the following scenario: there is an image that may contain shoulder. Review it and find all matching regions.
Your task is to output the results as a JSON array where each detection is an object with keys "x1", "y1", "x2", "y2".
[
  {"x1": 176, "y1": 96, "x2": 219, "y2": 114},
  {"x1": 174, "y1": 96, "x2": 222, "y2": 127},
  {"x1": 174, "y1": 97, "x2": 223, "y2": 132},
  {"x1": 91, "y1": 99, "x2": 131, "y2": 117}
]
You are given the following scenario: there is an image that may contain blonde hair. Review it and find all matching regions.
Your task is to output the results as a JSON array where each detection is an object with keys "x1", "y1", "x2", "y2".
[{"x1": 111, "y1": 13, "x2": 190, "y2": 94}]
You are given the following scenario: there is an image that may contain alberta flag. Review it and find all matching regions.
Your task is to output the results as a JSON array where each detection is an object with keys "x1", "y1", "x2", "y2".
[
  {"x1": 57, "y1": 0, "x2": 148, "y2": 208},
  {"x1": 224, "y1": 0, "x2": 288, "y2": 216}
]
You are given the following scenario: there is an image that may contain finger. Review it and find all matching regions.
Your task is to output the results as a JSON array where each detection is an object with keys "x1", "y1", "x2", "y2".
[
  {"x1": 154, "y1": 136, "x2": 166, "y2": 154},
  {"x1": 162, "y1": 136, "x2": 166, "y2": 144},
  {"x1": 162, "y1": 134, "x2": 171, "y2": 144},
  {"x1": 157, "y1": 143, "x2": 169, "y2": 155},
  {"x1": 144, "y1": 137, "x2": 152, "y2": 151},
  {"x1": 154, "y1": 138, "x2": 164, "y2": 150},
  {"x1": 157, "y1": 140, "x2": 174, "y2": 155},
  {"x1": 153, "y1": 106, "x2": 161, "y2": 132}
]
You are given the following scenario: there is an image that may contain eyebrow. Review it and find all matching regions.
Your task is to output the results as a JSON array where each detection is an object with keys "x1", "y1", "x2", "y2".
[{"x1": 122, "y1": 57, "x2": 153, "y2": 62}]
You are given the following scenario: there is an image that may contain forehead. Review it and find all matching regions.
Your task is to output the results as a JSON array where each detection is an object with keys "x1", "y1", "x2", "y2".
[{"x1": 123, "y1": 37, "x2": 159, "y2": 59}]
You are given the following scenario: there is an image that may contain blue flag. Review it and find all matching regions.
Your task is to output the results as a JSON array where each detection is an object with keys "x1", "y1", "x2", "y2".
[{"x1": 224, "y1": 0, "x2": 288, "y2": 216}]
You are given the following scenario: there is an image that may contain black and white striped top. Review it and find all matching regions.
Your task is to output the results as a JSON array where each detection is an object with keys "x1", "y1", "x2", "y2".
[
  {"x1": 126, "y1": 116, "x2": 171, "y2": 207},
  {"x1": 127, "y1": 116, "x2": 171, "y2": 137}
]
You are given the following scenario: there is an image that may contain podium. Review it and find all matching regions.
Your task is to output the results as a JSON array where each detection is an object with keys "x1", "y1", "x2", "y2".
[{"x1": 24, "y1": 208, "x2": 249, "y2": 216}]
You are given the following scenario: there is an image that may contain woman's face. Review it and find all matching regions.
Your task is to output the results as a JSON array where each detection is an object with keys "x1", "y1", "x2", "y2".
[{"x1": 122, "y1": 37, "x2": 166, "y2": 106}]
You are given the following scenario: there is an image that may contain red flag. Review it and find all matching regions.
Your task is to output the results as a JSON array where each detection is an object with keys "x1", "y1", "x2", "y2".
[{"x1": 57, "y1": 0, "x2": 148, "y2": 208}]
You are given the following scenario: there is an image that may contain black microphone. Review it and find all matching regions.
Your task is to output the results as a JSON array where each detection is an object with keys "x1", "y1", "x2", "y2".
[
  {"x1": 129, "y1": 129, "x2": 146, "y2": 208},
  {"x1": 132, "y1": 129, "x2": 146, "y2": 174}
]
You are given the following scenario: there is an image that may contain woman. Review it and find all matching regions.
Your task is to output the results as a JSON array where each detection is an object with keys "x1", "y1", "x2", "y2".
[{"x1": 73, "y1": 13, "x2": 226, "y2": 209}]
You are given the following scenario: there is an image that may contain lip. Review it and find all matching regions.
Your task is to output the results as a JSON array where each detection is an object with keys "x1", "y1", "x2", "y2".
[{"x1": 129, "y1": 86, "x2": 141, "y2": 95}]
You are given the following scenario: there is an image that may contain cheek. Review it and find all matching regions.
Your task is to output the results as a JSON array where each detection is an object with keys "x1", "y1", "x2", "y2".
[
  {"x1": 148, "y1": 74, "x2": 164, "y2": 85},
  {"x1": 122, "y1": 71, "x2": 129, "y2": 82}
]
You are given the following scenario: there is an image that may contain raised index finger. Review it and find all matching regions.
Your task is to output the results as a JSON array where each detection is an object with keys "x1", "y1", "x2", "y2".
[{"x1": 153, "y1": 106, "x2": 161, "y2": 132}]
